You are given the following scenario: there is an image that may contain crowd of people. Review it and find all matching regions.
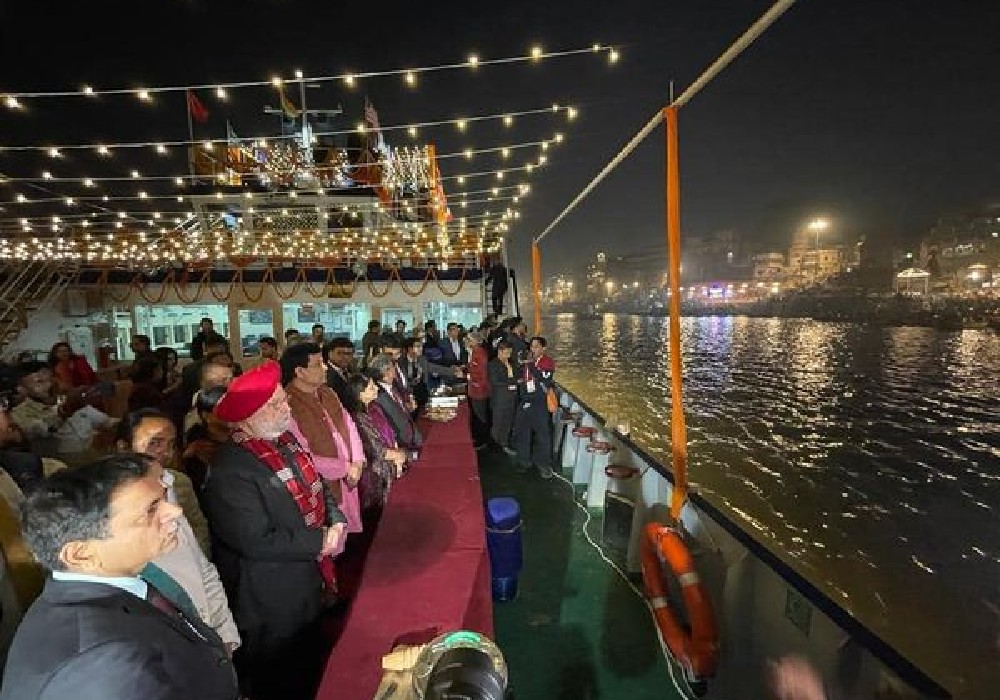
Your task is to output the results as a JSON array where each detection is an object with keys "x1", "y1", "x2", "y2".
[{"x1": 0, "y1": 311, "x2": 557, "y2": 700}]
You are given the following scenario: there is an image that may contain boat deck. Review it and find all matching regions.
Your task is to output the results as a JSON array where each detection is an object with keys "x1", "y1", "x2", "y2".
[{"x1": 479, "y1": 449, "x2": 688, "y2": 700}]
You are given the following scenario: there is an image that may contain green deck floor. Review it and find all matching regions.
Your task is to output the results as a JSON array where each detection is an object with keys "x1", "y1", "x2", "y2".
[{"x1": 478, "y1": 449, "x2": 687, "y2": 700}]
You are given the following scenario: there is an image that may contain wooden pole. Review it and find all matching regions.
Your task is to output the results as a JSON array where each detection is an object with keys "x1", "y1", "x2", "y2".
[
  {"x1": 664, "y1": 106, "x2": 689, "y2": 523},
  {"x1": 531, "y1": 242, "x2": 542, "y2": 334}
]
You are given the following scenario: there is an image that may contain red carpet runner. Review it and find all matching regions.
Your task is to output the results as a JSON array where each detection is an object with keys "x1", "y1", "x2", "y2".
[{"x1": 316, "y1": 403, "x2": 494, "y2": 699}]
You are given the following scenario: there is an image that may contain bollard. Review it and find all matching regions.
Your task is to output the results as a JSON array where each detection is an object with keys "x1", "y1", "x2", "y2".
[
  {"x1": 585, "y1": 436, "x2": 617, "y2": 508},
  {"x1": 602, "y1": 464, "x2": 640, "y2": 558}
]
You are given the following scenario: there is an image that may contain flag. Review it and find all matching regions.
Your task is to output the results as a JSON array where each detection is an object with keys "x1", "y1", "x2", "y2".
[
  {"x1": 279, "y1": 87, "x2": 301, "y2": 118},
  {"x1": 364, "y1": 98, "x2": 380, "y2": 131},
  {"x1": 226, "y1": 120, "x2": 239, "y2": 146},
  {"x1": 187, "y1": 89, "x2": 209, "y2": 123}
]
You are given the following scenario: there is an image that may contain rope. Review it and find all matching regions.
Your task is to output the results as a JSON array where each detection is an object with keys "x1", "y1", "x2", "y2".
[
  {"x1": 532, "y1": 0, "x2": 798, "y2": 247},
  {"x1": 550, "y1": 469, "x2": 696, "y2": 700},
  {"x1": 533, "y1": 111, "x2": 662, "y2": 245},
  {"x1": 671, "y1": 0, "x2": 798, "y2": 108}
]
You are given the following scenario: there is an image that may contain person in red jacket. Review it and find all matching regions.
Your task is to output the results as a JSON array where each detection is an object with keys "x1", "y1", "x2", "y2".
[
  {"x1": 48, "y1": 342, "x2": 98, "y2": 392},
  {"x1": 465, "y1": 331, "x2": 491, "y2": 450}
]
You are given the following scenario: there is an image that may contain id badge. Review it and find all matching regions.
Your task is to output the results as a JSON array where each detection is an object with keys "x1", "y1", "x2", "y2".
[{"x1": 525, "y1": 379, "x2": 536, "y2": 393}]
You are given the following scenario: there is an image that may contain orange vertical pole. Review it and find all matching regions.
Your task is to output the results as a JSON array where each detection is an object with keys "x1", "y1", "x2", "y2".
[
  {"x1": 664, "y1": 106, "x2": 689, "y2": 522},
  {"x1": 531, "y1": 242, "x2": 543, "y2": 334}
]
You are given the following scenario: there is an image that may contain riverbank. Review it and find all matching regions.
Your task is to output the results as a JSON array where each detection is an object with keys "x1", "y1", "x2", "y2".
[{"x1": 551, "y1": 294, "x2": 1000, "y2": 330}]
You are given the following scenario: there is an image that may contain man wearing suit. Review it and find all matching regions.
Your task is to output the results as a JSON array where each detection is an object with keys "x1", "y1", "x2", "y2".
[
  {"x1": 324, "y1": 337, "x2": 357, "y2": 413},
  {"x1": 2, "y1": 455, "x2": 239, "y2": 700},
  {"x1": 369, "y1": 353, "x2": 423, "y2": 450},
  {"x1": 397, "y1": 337, "x2": 460, "y2": 415},
  {"x1": 439, "y1": 322, "x2": 469, "y2": 368},
  {"x1": 204, "y1": 361, "x2": 346, "y2": 700}
]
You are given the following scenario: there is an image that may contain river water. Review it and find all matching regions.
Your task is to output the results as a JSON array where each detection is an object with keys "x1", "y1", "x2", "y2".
[{"x1": 550, "y1": 314, "x2": 1000, "y2": 698}]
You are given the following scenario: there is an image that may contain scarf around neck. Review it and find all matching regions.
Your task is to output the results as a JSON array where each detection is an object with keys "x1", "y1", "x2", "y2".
[
  {"x1": 231, "y1": 428, "x2": 328, "y2": 529},
  {"x1": 285, "y1": 383, "x2": 351, "y2": 460}
]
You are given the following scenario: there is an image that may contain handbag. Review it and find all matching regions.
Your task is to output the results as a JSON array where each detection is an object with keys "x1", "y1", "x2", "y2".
[{"x1": 545, "y1": 387, "x2": 558, "y2": 413}]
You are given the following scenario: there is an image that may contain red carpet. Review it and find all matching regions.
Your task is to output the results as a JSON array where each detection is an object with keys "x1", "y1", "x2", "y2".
[{"x1": 316, "y1": 403, "x2": 494, "y2": 699}]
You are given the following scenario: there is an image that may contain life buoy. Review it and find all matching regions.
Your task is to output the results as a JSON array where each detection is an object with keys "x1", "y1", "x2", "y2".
[{"x1": 640, "y1": 522, "x2": 718, "y2": 688}]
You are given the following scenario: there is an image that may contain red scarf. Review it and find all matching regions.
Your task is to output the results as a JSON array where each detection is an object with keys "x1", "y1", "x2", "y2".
[{"x1": 231, "y1": 429, "x2": 336, "y2": 588}]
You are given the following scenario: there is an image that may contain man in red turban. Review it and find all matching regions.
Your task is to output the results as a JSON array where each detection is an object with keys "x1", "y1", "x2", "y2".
[{"x1": 202, "y1": 361, "x2": 346, "y2": 700}]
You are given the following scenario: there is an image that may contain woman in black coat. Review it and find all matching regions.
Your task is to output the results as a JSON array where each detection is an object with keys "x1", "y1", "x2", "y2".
[{"x1": 487, "y1": 341, "x2": 519, "y2": 453}]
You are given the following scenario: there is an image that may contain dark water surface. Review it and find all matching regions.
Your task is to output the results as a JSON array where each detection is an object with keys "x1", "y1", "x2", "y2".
[{"x1": 550, "y1": 314, "x2": 1000, "y2": 699}]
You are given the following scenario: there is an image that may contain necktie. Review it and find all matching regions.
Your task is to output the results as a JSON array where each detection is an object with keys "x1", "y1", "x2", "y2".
[
  {"x1": 145, "y1": 581, "x2": 180, "y2": 617},
  {"x1": 145, "y1": 579, "x2": 209, "y2": 641}
]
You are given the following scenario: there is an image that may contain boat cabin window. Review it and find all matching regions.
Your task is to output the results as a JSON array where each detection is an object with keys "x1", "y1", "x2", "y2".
[
  {"x1": 133, "y1": 304, "x2": 229, "y2": 359},
  {"x1": 281, "y1": 302, "x2": 371, "y2": 345}
]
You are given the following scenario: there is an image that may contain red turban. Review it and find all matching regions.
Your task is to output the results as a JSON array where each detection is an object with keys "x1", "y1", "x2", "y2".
[{"x1": 214, "y1": 360, "x2": 281, "y2": 423}]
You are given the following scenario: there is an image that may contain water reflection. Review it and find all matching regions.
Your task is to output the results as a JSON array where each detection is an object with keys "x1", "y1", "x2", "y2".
[{"x1": 553, "y1": 315, "x2": 1000, "y2": 698}]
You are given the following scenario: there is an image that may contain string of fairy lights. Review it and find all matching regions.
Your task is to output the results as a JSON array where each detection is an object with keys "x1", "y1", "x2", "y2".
[{"x1": 0, "y1": 44, "x2": 620, "y2": 266}]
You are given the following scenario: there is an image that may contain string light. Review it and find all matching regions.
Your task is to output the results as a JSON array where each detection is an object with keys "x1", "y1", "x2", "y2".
[
  {"x1": 344, "y1": 74, "x2": 356, "y2": 87},
  {"x1": 82, "y1": 85, "x2": 95, "y2": 96},
  {"x1": 531, "y1": 46, "x2": 544, "y2": 60},
  {"x1": 47, "y1": 148, "x2": 60, "y2": 158},
  {"x1": 0, "y1": 54, "x2": 595, "y2": 261},
  {"x1": 215, "y1": 87, "x2": 227, "y2": 99},
  {"x1": 609, "y1": 48, "x2": 620, "y2": 63},
  {"x1": 4, "y1": 95, "x2": 21, "y2": 109},
  {"x1": 405, "y1": 71, "x2": 416, "y2": 86},
  {"x1": 467, "y1": 54, "x2": 479, "y2": 67},
  {"x1": 2, "y1": 103, "x2": 578, "y2": 153},
  {"x1": 137, "y1": 89, "x2": 151, "y2": 101}
]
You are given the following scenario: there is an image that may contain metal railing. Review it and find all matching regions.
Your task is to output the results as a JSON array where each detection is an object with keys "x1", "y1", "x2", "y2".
[{"x1": 0, "y1": 261, "x2": 80, "y2": 356}]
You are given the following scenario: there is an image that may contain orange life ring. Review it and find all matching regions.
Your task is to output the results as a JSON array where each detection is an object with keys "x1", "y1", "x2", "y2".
[{"x1": 640, "y1": 522, "x2": 719, "y2": 686}]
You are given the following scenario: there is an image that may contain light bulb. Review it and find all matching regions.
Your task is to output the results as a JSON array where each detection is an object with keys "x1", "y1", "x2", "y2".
[
  {"x1": 531, "y1": 46, "x2": 543, "y2": 60},
  {"x1": 137, "y1": 89, "x2": 151, "y2": 101},
  {"x1": 216, "y1": 87, "x2": 227, "y2": 99},
  {"x1": 468, "y1": 54, "x2": 479, "y2": 67}
]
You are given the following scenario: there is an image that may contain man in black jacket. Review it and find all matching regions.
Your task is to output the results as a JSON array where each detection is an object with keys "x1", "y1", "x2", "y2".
[
  {"x1": 2, "y1": 455, "x2": 238, "y2": 700},
  {"x1": 323, "y1": 337, "x2": 357, "y2": 413},
  {"x1": 191, "y1": 317, "x2": 225, "y2": 362},
  {"x1": 204, "y1": 361, "x2": 346, "y2": 700}
]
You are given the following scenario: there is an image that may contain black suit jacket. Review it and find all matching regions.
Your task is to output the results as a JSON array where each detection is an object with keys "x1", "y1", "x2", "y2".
[
  {"x1": 202, "y1": 441, "x2": 329, "y2": 652},
  {"x1": 439, "y1": 338, "x2": 468, "y2": 367},
  {"x1": 375, "y1": 386, "x2": 423, "y2": 449},
  {"x1": 1, "y1": 578, "x2": 237, "y2": 700},
  {"x1": 325, "y1": 364, "x2": 357, "y2": 414}
]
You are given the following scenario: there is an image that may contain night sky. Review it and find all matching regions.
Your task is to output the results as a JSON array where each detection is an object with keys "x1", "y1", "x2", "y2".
[{"x1": 1, "y1": 0, "x2": 998, "y2": 277}]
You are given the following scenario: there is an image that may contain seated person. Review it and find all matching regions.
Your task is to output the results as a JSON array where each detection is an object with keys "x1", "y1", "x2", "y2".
[
  {"x1": 2, "y1": 455, "x2": 239, "y2": 700},
  {"x1": 127, "y1": 355, "x2": 166, "y2": 413},
  {"x1": 0, "y1": 395, "x2": 43, "y2": 490},
  {"x1": 10, "y1": 362, "x2": 114, "y2": 459},
  {"x1": 48, "y1": 342, "x2": 98, "y2": 392}
]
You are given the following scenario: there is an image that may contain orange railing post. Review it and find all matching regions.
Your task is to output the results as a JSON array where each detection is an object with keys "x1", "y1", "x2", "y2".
[
  {"x1": 531, "y1": 242, "x2": 543, "y2": 334},
  {"x1": 664, "y1": 106, "x2": 689, "y2": 523}
]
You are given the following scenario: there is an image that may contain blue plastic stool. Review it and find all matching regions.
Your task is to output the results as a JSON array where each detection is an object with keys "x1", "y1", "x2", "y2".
[{"x1": 486, "y1": 497, "x2": 523, "y2": 602}]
